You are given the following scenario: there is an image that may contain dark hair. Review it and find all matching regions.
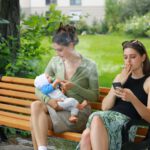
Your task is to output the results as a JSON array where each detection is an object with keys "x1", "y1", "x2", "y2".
[
  {"x1": 52, "y1": 23, "x2": 79, "y2": 46},
  {"x1": 122, "y1": 40, "x2": 150, "y2": 75}
]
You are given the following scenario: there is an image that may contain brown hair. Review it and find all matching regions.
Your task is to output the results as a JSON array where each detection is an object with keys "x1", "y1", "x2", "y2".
[
  {"x1": 52, "y1": 23, "x2": 79, "y2": 46},
  {"x1": 122, "y1": 40, "x2": 150, "y2": 75}
]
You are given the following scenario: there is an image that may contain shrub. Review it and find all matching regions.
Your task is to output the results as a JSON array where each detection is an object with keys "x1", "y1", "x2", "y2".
[
  {"x1": 104, "y1": 0, "x2": 150, "y2": 33},
  {"x1": 124, "y1": 12, "x2": 150, "y2": 37}
]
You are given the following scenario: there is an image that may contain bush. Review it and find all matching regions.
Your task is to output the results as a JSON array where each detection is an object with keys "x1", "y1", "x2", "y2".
[
  {"x1": 124, "y1": 12, "x2": 150, "y2": 37},
  {"x1": 104, "y1": 0, "x2": 150, "y2": 33},
  {"x1": 76, "y1": 19, "x2": 91, "y2": 34},
  {"x1": 75, "y1": 18, "x2": 108, "y2": 35}
]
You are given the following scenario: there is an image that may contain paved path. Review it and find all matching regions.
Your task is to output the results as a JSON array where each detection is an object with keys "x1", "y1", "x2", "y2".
[
  {"x1": 0, "y1": 137, "x2": 57, "y2": 150},
  {"x1": 0, "y1": 137, "x2": 34, "y2": 150},
  {"x1": 0, "y1": 144, "x2": 33, "y2": 150}
]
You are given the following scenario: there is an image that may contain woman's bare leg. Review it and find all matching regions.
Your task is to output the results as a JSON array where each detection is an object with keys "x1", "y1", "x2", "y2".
[
  {"x1": 80, "y1": 128, "x2": 92, "y2": 150},
  {"x1": 90, "y1": 116, "x2": 109, "y2": 150},
  {"x1": 30, "y1": 121, "x2": 38, "y2": 150},
  {"x1": 30, "y1": 101, "x2": 53, "y2": 150}
]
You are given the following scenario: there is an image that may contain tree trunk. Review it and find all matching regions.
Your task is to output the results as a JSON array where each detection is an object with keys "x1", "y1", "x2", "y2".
[
  {"x1": 0, "y1": 0, "x2": 20, "y2": 60},
  {"x1": 0, "y1": 0, "x2": 20, "y2": 38}
]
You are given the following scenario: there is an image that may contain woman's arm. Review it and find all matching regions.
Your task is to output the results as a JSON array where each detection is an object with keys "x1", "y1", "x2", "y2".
[
  {"x1": 116, "y1": 77, "x2": 150, "y2": 123},
  {"x1": 102, "y1": 65, "x2": 132, "y2": 110},
  {"x1": 61, "y1": 63, "x2": 99, "y2": 102},
  {"x1": 101, "y1": 75, "x2": 121, "y2": 110},
  {"x1": 72, "y1": 63, "x2": 99, "y2": 101},
  {"x1": 35, "y1": 88, "x2": 51, "y2": 103},
  {"x1": 102, "y1": 87, "x2": 116, "y2": 111},
  {"x1": 129, "y1": 77, "x2": 150, "y2": 123}
]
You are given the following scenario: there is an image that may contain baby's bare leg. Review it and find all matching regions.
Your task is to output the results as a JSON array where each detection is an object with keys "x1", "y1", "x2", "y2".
[{"x1": 47, "y1": 100, "x2": 63, "y2": 111}]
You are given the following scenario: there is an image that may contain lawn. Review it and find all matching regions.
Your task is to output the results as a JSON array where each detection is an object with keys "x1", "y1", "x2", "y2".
[{"x1": 40, "y1": 33, "x2": 150, "y2": 87}]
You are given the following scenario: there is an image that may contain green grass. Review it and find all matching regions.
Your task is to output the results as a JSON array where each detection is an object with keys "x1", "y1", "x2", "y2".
[
  {"x1": 40, "y1": 33, "x2": 150, "y2": 87},
  {"x1": 48, "y1": 137, "x2": 78, "y2": 150}
]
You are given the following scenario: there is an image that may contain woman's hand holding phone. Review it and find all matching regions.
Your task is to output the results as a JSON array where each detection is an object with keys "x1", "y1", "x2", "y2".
[{"x1": 112, "y1": 82, "x2": 123, "y2": 97}]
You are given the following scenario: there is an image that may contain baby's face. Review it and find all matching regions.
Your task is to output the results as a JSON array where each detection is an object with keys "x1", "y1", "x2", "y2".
[{"x1": 45, "y1": 74, "x2": 52, "y2": 83}]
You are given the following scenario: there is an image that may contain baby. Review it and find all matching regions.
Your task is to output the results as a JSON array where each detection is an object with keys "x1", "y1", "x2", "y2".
[{"x1": 34, "y1": 73, "x2": 88, "y2": 123}]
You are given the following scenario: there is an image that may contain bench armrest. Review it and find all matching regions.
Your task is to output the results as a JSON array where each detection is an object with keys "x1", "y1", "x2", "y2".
[{"x1": 122, "y1": 119, "x2": 150, "y2": 143}]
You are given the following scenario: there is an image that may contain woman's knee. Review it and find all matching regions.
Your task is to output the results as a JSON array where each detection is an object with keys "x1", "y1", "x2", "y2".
[
  {"x1": 81, "y1": 128, "x2": 90, "y2": 140},
  {"x1": 31, "y1": 101, "x2": 44, "y2": 114},
  {"x1": 91, "y1": 115, "x2": 103, "y2": 127}
]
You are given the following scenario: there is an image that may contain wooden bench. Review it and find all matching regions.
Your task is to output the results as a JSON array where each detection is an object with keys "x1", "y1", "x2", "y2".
[{"x1": 0, "y1": 76, "x2": 149, "y2": 148}]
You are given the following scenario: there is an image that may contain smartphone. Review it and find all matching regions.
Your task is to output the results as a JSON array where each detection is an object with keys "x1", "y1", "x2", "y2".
[{"x1": 112, "y1": 82, "x2": 122, "y2": 89}]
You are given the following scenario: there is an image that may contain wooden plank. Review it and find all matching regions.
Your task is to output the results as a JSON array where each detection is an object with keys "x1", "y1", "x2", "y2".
[
  {"x1": 99, "y1": 87, "x2": 110, "y2": 95},
  {"x1": 0, "y1": 115, "x2": 81, "y2": 142},
  {"x1": 89, "y1": 102, "x2": 101, "y2": 110},
  {"x1": 134, "y1": 136, "x2": 146, "y2": 143},
  {"x1": 0, "y1": 115, "x2": 30, "y2": 131},
  {"x1": 0, "y1": 89, "x2": 37, "y2": 100},
  {"x1": 0, "y1": 111, "x2": 30, "y2": 121},
  {"x1": 0, "y1": 82, "x2": 35, "y2": 93},
  {"x1": 48, "y1": 131, "x2": 81, "y2": 142},
  {"x1": 0, "y1": 103, "x2": 30, "y2": 114},
  {"x1": 99, "y1": 95, "x2": 105, "y2": 101},
  {"x1": 136, "y1": 127, "x2": 148, "y2": 136},
  {"x1": 1, "y1": 76, "x2": 34, "y2": 85},
  {"x1": 0, "y1": 96, "x2": 32, "y2": 106}
]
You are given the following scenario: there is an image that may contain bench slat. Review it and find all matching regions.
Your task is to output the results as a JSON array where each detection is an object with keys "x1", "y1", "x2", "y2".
[
  {"x1": 48, "y1": 131, "x2": 81, "y2": 142},
  {"x1": 0, "y1": 96, "x2": 31, "y2": 106},
  {"x1": 134, "y1": 136, "x2": 146, "y2": 143},
  {"x1": 0, "y1": 111, "x2": 30, "y2": 121},
  {"x1": 0, "y1": 115, "x2": 30, "y2": 131},
  {"x1": 99, "y1": 88, "x2": 110, "y2": 94},
  {"x1": 0, "y1": 115, "x2": 81, "y2": 142},
  {"x1": 0, "y1": 89, "x2": 37, "y2": 100},
  {"x1": 136, "y1": 127, "x2": 148, "y2": 136},
  {"x1": 89, "y1": 102, "x2": 101, "y2": 109},
  {"x1": 0, "y1": 103, "x2": 30, "y2": 114},
  {"x1": 0, "y1": 82, "x2": 35, "y2": 93},
  {"x1": 1, "y1": 76, "x2": 34, "y2": 85}
]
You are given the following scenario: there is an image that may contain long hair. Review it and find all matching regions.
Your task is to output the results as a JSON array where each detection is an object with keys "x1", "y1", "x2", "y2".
[
  {"x1": 122, "y1": 40, "x2": 150, "y2": 75},
  {"x1": 52, "y1": 23, "x2": 79, "y2": 46}
]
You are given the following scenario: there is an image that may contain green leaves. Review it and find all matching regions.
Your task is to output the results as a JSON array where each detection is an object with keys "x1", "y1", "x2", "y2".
[{"x1": 1, "y1": 4, "x2": 70, "y2": 78}]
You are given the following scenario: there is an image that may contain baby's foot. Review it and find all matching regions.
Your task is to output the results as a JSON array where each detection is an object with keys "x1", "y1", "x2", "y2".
[
  {"x1": 69, "y1": 116, "x2": 78, "y2": 123},
  {"x1": 77, "y1": 100, "x2": 88, "y2": 110}
]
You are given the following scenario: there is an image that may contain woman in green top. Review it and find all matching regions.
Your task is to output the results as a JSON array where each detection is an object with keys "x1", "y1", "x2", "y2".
[{"x1": 30, "y1": 23, "x2": 99, "y2": 150}]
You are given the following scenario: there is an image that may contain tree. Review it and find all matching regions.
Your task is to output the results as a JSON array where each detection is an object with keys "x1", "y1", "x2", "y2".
[
  {"x1": 0, "y1": 0, "x2": 20, "y2": 38},
  {"x1": 0, "y1": 0, "x2": 20, "y2": 73}
]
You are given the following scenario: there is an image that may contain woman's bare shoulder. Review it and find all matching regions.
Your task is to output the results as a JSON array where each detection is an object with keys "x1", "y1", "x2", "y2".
[{"x1": 144, "y1": 76, "x2": 150, "y2": 93}]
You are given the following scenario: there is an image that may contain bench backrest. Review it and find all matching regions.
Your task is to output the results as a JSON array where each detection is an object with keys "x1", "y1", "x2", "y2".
[{"x1": 0, "y1": 76, "x2": 148, "y2": 142}]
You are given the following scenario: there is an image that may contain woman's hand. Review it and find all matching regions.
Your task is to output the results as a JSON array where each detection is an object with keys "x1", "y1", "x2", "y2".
[
  {"x1": 47, "y1": 99, "x2": 58, "y2": 108},
  {"x1": 116, "y1": 64, "x2": 132, "y2": 85},
  {"x1": 114, "y1": 88, "x2": 135, "y2": 102},
  {"x1": 60, "y1": 80, "x2": 74, "y2": 93}
]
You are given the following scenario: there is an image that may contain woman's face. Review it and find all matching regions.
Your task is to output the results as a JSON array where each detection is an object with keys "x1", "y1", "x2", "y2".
[
  {"x1": 52, "y1": 43, "x2": 74, "y2": 60},
  {"x1": 123, "y1": 47, "x2": 145, "y2": 72}
]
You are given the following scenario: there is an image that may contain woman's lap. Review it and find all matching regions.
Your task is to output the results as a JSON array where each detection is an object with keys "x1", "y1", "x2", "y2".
[
  {"x1": 87, "y1": 110, "x2": 130, "y2": 150},
  {"x1": 47, "y1": 105, "x2": 91, "y2": 133}
]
